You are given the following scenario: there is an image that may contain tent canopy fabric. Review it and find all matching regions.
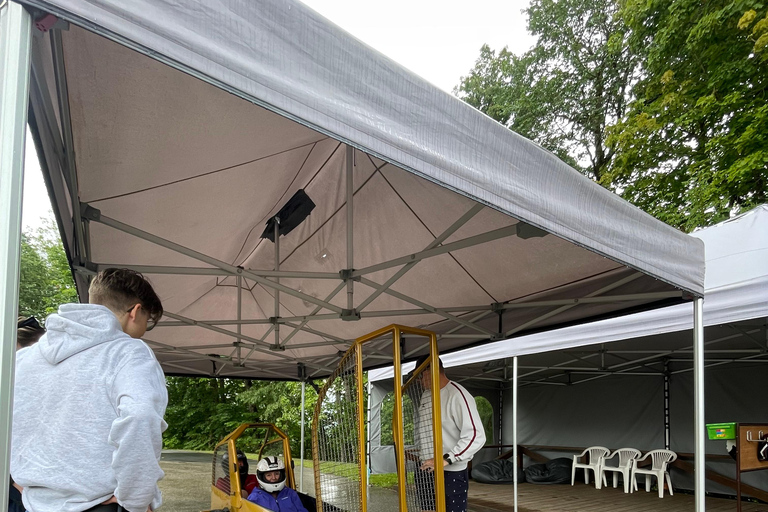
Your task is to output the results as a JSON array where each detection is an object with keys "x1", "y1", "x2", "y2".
[
  {"x1": 371, "y1": 204, "x2": 768, "y2": 384},
  {"x1": 21, "y1": 0, "x2": 704, "y2": 380}
]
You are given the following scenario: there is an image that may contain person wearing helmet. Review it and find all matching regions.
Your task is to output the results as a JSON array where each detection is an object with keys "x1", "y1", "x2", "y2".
[
  {"x1": 246, "y1": 457, "x2": 307, "y2": 512},
  {"x1": 217, "y1": 450, "x2": 258, "y2": 497}
]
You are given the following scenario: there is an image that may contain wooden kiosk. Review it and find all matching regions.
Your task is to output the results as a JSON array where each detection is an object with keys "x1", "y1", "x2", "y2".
[{"x1": 709, "y1": 423, "x2": 768, "y2": 511}]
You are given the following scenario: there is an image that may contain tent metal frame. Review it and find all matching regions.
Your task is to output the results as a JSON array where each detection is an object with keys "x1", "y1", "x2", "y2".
[{"x1": 71, "y1": 200, "x2": 688, "y2": 376}]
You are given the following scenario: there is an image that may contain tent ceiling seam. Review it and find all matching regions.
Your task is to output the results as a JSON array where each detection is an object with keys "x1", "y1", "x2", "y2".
[
  {"x1": 354, "y1": 202, "x2": 485, "y2": 313},
  {"x1": 377, "y1": 161, "x2": 496, "y2": 303},
  {"x1": 230, "y1": 140, "x2": 321, "y2": 265},
  {"x1": 276, "y1": 152, "x2": 384, "y2": 265},
  {"x1": 237, "y1": 141, "x2": 343, "y2": 266},
  {"x1": 174, "y1": 280, "x2": 220, "y2": 318},
  {"x1": 87, "y1": 139, "x2": 324, "y2": 204}
]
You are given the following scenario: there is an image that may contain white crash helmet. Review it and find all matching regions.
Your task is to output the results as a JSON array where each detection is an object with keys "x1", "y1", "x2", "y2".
[{"x1": 256, "y1": 456, "x2": 287, "y2": 492}]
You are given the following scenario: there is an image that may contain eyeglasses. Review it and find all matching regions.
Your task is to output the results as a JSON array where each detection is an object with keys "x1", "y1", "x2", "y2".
[
  {"x1": 18, "y1": 316, "x2": 42, "y2": 330},
  {"x1": 126, "y1": 304, "x2": 156, "y2": 331}
]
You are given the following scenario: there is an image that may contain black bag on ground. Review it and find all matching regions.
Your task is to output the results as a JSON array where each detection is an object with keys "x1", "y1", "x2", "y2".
[
  {"x1": 524, "y1": 458, "x2": 573, "y2": 484},
  {"x1": 471, "y1": 459, "x2": 526, "y2": 484}
]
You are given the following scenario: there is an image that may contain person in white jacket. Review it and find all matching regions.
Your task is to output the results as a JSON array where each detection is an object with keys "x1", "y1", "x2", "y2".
[
  {"x1": 413, "y1": 355, "x2": 486, "y2": 512},
  {"x1": 11, "y1": 268, "x2": 167, "y2": 512}
]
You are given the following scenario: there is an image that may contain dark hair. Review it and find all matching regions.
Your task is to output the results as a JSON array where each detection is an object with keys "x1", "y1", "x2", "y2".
[
  {"x1": 414, "y1": 354, "x2": 444, "y2": 372},
  {"x1": 17, "y1": 316, "x2": 45, "y2": 348},
  {"x1": 88, "y1": 268, "x2": 163, "y2": 326}
]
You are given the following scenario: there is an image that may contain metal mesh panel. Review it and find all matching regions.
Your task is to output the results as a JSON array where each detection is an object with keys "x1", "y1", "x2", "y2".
[
  {"x1": 403, "y1": 362, "x2": 437, "y2": 512},
  {"x1": 213, "y1": 444, "x2": 232, "y2": 495},
  {"x1": 313, "y1": 349, "x2": 362, "y2": 512}
]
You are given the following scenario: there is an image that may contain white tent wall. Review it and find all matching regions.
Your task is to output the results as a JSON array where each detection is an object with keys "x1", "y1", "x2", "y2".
[{"x1": 508, "y1": 374, "x2": 665, "y2": 457}]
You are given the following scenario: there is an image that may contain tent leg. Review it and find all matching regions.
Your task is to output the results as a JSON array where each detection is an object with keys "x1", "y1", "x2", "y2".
[
  {"x1": 274, "y1": 221, "x2": 280, "y2": 348},
  {"x1": 0, "y1": 2, "x2": 32, "y2": 508},
  {"x1": 664, "y1": 358, "x2": 670, "y2": 450},
  {"x1": 513, "y1": 356, "x2": 518, "y2": 512},
  {"x1": 300, "y1": 380, "x2": 305, "y2": 493},
  {"x1": 693, "y1": 298, "x2": 705, "y2": 512},
  {"x1": 346, "y1": 144, "x2": 354, "y2": 310}
]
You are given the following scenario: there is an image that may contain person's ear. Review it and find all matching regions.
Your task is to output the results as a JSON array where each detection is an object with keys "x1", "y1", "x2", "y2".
[{"x1": 127, "y1": 304, "x2": 140, "y2": 322}]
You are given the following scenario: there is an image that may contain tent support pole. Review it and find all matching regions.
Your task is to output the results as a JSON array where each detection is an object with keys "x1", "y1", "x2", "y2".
[
  {"x1": 279, "y1": 281, "x2": 347, "y2": 348},
  {"x1": 274, "y1": 221, "x2": 280, "y2": 349},
  {"x1": 513, "y1": 356, "x2": 518, "y2": 512},
  {"x1": 0, "y1": 3, "x2": 31, "y2": 508},
  {"x1": 352, "y1": 223, "x2": 519, "y2": 278},
  {"x1": 693, "y1": 298, "x2": 705, "y2": 512},
  {"x1": 300, "y1": 379, "x2": 306, "y2": 493},
  {"x1": 51, "y1": 29, "x2": 88, "y2": 265},
  {"x1": 346, "y1": 145, "x2": 354, "y2": 310},
  {"x1": 358, "y1": 276, "x2": 496, "y2": 336},
  {"x1": 237, "y1": 275, "x2": 242, "y2": 363},
  {"x1": 77, "y1": 264, "x2": 341, "y2": 280},
  {"x1": 499, "y1": 364, "x2": 505, "y2": 457},
  {"x1": 664, "y1": 358, "x2": 670, "y2": 450}
]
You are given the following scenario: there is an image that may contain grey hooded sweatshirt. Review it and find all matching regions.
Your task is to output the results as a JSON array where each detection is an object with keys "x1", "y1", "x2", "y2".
[{"x1": 11, "y1": 303, "x2": 168, "y2": 512}]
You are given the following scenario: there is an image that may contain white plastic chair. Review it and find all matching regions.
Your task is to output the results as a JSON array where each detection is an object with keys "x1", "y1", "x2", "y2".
[
  {"x1": 599, "y1": 448, "x2": 641, "y2": 493},
  {"x1": 571, "y1": 446, "x2": 610, "y2": 488},
  {"x1": 630, "y1": 449, "x2": 677, "y2": 498}
]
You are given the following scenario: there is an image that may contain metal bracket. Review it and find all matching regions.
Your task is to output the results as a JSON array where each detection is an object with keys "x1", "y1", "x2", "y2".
[
  {"x1": 340, "y1": 309, "x2": 360, "y2": 321},
  {"x1": 270, "y1": 344, "x2": 285, "y2": 352},
  {"x1": 516, "y1": 222, "x2": 548, "y2": 240},
  {"x1": 491, "y1": 302, "x2": 505, "y2": 313},
  {"x1": 339, "y1": 269, "x2": 360, "y2": 281},
  {"x1": 297, "y1": 363, "x2": 307, "y2": 381},
  {"x1": 80, "y1": 202, "x2": 101, "y2": 221},
  {"x1": 490, "y1": 333, "x2": 505, "y2": 341}
]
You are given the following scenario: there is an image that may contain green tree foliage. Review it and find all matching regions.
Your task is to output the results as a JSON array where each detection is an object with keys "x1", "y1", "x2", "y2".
[
  {"x1": 19, "y1": 219, "x2": 78, "y2": 319},
  {"x1": 474, "y1": 396, "x2": 494, "y2": 445},
  {"x1": 605, "y1": 0, "x2": 768, "y2": 230},
  {"x1": 164, "y1": 377, "x2": 318, "y2": 457},
  {"x1": 455, "y1": 0, "x2": 638, "y2": 180}
]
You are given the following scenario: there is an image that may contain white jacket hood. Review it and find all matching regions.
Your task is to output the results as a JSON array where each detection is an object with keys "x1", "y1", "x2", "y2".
[{"x1": 39, "y1": 303, "x2": 126, "y2": 364}]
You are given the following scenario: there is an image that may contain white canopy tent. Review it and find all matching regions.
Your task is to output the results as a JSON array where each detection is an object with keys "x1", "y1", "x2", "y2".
[{"x1": 0, "y1": 0, "x2": 706, "y2": 509}]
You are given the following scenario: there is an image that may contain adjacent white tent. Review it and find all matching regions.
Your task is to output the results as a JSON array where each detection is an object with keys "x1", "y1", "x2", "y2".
[
  {"x1": 370, "y1": 205, "x2": 768, "y2": 496},
  {"x1": 0, "y1": 0, "x2": 707, "y2": 509}
]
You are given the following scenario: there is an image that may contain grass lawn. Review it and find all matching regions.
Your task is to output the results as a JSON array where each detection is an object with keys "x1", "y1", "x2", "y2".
[{"x1": 294, "y1": 458, "x2": 398, "y2": 488}]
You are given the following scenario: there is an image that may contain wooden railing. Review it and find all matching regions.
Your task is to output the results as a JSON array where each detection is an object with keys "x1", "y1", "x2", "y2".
[{"x1": 480, "y1": 444, "x2": 768, "y2": 503}]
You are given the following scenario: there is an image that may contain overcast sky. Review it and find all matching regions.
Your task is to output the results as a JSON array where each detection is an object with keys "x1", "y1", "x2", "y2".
[{"x1": 22, "y1": 0, "x2": 534, "y2": 231}]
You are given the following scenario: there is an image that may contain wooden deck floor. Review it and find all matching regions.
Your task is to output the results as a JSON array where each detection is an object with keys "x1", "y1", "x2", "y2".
[{"x1": 468, "y1": 481, "x2": 768, "y2": 512}]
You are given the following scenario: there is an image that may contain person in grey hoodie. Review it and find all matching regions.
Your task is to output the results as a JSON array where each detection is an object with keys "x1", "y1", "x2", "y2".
[{"x1": 11, "y1": 268, "x2": 166, "y2": 512}]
